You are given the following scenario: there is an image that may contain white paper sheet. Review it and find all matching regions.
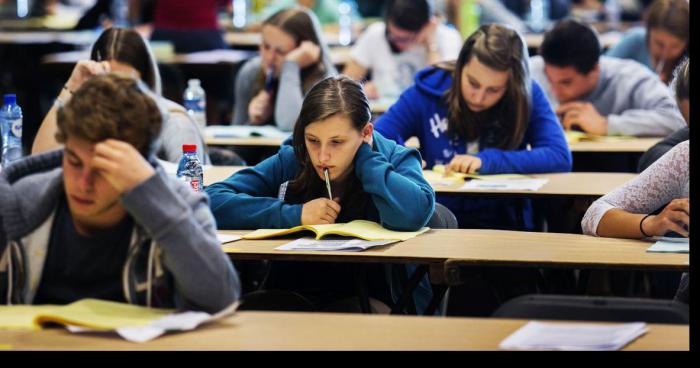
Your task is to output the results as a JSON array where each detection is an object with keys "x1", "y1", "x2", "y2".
[
  {"x1": 217, "y1": 233, "x2": 242, "y2": 245},
  {"x1": 460, "y1": 178, "x2": 548, "y2": 191},
  {"x1": 647, "y1": 238, "x2": 689, "y2": 253},
  {"x1": 65, "y1": 301, "x2": 240, "y2": 343},
  {"x1": 205, "y1": 125, "x2": 290, "y2": 139},
  {"x1": 275, "y1": 238, "x2": 396, "y2": 252},
  {"x1": 499, "y1": 321, "x2": 648, "y2": 351}
]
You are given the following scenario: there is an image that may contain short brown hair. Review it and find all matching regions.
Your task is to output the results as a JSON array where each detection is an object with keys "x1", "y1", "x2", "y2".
[{"x1": 56, "y1": 73, "x2": 164, "y2": 156}]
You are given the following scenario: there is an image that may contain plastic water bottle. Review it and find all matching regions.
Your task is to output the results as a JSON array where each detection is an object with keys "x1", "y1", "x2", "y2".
[
  {"x1": 232, "y1": 0, "x2": 249, "y2": 29},
  {"x1": 176, "y1": 144, "x2": 204, "y2": 192},
  {"x1": 528, "y1": 0, "x2": 550, "y2": 33},
  {"x1": 111, "y1": 0, "x2": 130, "y2": 28},
  {"x1": 1, "y1": 94, "x2": 23, "y2": 168},
  {"x1": 17, "y1": 0, "x2": 29, "y2": 18},
  {"x1": 184, "y1": 79, "x2": 207, "y2": 133},
  {"x1": 338, "y1": 1, "x2": 353, "y2": 46},
  {"x1": 605, "y1": 0, "x2": 621, "y2": 30}
]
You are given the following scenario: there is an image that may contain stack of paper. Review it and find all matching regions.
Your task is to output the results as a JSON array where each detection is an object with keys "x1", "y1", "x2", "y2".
[
  {"x1": 217, "y1": 233, "x2": 242, "y2": 245},
  {"x1": 461, "y1": 178, "x2": 548, "y2": 191},
  {"x1": 275, "y1": 238, "x2": 396, "y2": 252},
  {"x1": 646, "y1": 237, "x2": 689, "y2": 253},
  {"x1": 243, "y1": 220, "x2": 429, "y2": 241},
  {"x1": 565, "y1": 130, "x2": 635, "y2": 144},
  {"x1": 499, "y1": 321, "x2": 648, "y2": 351},
  {"x1": 205, "y1": 125, "x2": 290, "y2": 139}
]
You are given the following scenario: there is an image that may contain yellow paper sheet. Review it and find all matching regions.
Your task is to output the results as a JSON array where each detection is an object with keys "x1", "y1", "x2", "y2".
[
  {"x1": 0, "y1": 299, "x2": 173, "y2": 331},
  {"x1": 565, "y1": 130, "x2": 636, "y2": 144},
  {"x1": 243, "y1": 220, "x2": 429, "y2": 241}
]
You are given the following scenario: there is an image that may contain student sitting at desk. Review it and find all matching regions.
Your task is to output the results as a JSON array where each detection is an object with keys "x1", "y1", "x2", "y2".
[
  {"x1": 638, "y1": 58, "x2": 689, "y2": 172},
  {"x1": 605, "y1": 0, "x2": 688, "y2": 85},
  {"x1": 0, "y1": 74, "x2": 240, "y2": 312},
  {"x1": 583, "y1": 58, "x2": 689, "y2": 303},
  {"x1": 31, "y1": 27, "x2": 211, "y2": 164},
  {"x1": 232, "y1": 7, "x2": 337, "y2": 132},
  {"x1": 529, "y1": 19, "x2": 686, "y2": 137},
  {"x1": 208, "y1": 76, "x2": 435, "y2": 312},
  {"x1": 342, "y1": 0, "x2": 462, "y2": 101},
  {"x1": 374, "y1": 23, "x2": 572, "y2": 231}
]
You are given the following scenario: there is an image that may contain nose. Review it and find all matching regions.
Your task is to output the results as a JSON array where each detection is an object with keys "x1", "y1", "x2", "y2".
[
  {"x1": 318, "y1": 144, "x2": 331, "y2": 164},
  {"x1": 78, "y1": 168, "x2": 95, "y2": 193},
  {"x1": 472, "y1": 89, "x2": 486, "y2": 105}
]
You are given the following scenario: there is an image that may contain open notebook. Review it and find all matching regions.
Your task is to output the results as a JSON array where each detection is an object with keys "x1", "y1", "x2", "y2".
[
  {"x1": 0, "y1": 299, "x2": 173, "y2": 331},
  {"x1": 243, "y1": 220, "x2": 429, "y2": 241},
  {"x1": 565, "y1": 130, "x2": 635, "y2": 144}
]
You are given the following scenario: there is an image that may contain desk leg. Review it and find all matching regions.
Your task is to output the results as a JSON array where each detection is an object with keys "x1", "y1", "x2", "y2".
[{"x1": 353, "y1": 264, "x2": 372, "y2": 314}]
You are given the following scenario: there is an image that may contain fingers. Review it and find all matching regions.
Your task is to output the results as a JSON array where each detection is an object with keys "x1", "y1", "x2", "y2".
[
  {"x1": 555, "y1": 102, "x2": 584, "y2": 115},
  {"x1": 447, "y1": 155, "x2": 480, "y2": 174},
  {"x1": 669, "y1": 198, "x2": 690, "y2": 215},
  {"x1": 323, "y1": 199, "x2": 340, "y2": 218}
]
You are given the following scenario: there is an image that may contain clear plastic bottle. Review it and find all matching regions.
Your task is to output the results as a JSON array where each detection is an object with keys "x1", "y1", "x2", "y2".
[
  {"x1": 176, "y1": 144, "x2": 204, "y2": 192},
  {"x1": 1, "y1": 94, "x2": 23, "y2": 168},
  {"x1": 232, "y1": 0, "x2": 249, "y2": 29},
  {"x1": 111, "y1": 0, "x2": 130, "y2": 28},
  {"x1": 528, "y1": 0, "x2": 550, "y2": 33},
  {"x1": 605, "y1": 0, "x2": 621, "y2": 30},
  {"x1": 338, "y1": 1, "x2": 353, "y2": 46},
  {"x1": 183, "y1": 79, "x2": 207, "y2": 133}
]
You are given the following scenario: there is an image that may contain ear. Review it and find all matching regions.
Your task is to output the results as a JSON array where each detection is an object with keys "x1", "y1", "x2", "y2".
[{"x1": 362, "y1": 122, "x2": 374, "y2": 139}]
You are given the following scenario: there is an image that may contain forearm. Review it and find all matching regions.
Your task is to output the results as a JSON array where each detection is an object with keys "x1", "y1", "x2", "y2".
[
  {"x1": 32, "y1": 88, "x2": 72, "y2": 154},
  {"x1": 275, "y1": 61, "x2": 304, "y2": 132},
  {"x1": 607, "y1": 111, "x2": 686, "y2": 137},
  {"x1": 595, "y1": 208, "x2": 648, "y2": 239},
  {"x1": 122, "y1": 173, "x2": 241, "y2": 312}
]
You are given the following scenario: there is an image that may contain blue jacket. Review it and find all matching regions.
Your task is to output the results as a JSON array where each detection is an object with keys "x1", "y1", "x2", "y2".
[
  {"x1": 206, "y1": 132, "x2": 436, "y2": 231},
  {"x1": 375, "y1": 66, "x2": 572, "y2": 229}
]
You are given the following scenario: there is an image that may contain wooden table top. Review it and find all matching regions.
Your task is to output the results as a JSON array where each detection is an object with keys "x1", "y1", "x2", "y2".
[
  {"x1": 204, "y1": 166, "x2": 636, "y2": 199},
  {"x1": 219, "y1": 229, "x2": 688, "y2": 271},
  {"x1": 0, "y1": 311, "x2": 687, "y2": 351},
  {"x1": 568, "y1": 137, "x2": 662, "y2": 153}
]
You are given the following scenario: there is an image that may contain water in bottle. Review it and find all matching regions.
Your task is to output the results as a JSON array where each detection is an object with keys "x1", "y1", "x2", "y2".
[
  {"x1": 233, "y1": 0, "x2": 249, "y2": 29},
  {"x1": 183, "y1": 79, "x2": 207, "y2": 133},
  {"x1": 1, "y1": 94, "x2": 24, "y2": 168},
  {"x1": 176, "y1": 144, "x2": 204, "y2": 192},
  {"x1": 338, "y1": 1, "x2": 353, "y2": 46}
]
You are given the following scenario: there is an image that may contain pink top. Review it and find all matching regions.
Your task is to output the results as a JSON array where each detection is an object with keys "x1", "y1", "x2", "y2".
[
  {"x1": 154, "y1": 0, "x2": 228, "y2": 31},
  {"x1": 582, "y1": 140, "x2": 689, "y2": 236}
]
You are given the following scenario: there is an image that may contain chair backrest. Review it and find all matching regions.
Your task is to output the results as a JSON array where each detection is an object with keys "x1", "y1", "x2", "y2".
[
  {"x1": 427, "y1": 203, "x2": 459, "y2": 229},
  {"x1": 493, "y1": 294, "x2": 689, "y2": 324},
  {"x1": 238, "y1": 289, "x2": 316, "y2": 312}
]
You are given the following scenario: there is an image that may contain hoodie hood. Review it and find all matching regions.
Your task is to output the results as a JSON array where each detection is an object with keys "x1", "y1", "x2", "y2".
[{"x1": 414, "y1": 66, "x2": 453, "y2": 99}]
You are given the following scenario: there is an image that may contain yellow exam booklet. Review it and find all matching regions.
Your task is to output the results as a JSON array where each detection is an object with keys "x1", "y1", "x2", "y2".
[{"x1": 243, "y1": 220, "x2": 429, "y2": 241}]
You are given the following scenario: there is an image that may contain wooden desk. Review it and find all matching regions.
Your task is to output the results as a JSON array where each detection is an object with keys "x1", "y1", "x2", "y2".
[
  {"x1": 42, "y1": 49, "x2": 256, "y2": 66},
  {"x1": 432, "y1": 172, "x2": 636, "y2": 198},
  {"x1": 568, "y1": 138, "x2": 662, "y2": 153},
  {"x1": 204, "y1": 166, "x2": 636, "y2": 199},
  {"x1": 525, "y1": 31, "x2": 623, "y2": 51},
  {"x1": 205, "y1": 165, "x2": 247, "y2": 186},
  {"x1": 205, "y1": 136, "x2": 286, "y2": 148},
  {"x1": 220, "y1": 229, "x2": 688, "y2": 272},
  {"x1": 0, "y1": 312, "x2": 687, "y2": 350},
  {"x1": 0, "y1": 30, "x2": 96, "y2": 45}
]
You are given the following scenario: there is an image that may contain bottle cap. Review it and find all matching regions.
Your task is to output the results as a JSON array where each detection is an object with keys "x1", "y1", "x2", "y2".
[
  {"x1": 188, "y1": 79, "x2": 201, "y2": 87},
  {"x1": 3, "y1": 94, "x2": 16, "y2": 105},
  {"x1": 182, "y1": 144, "x2": 197, "y2": 153}
]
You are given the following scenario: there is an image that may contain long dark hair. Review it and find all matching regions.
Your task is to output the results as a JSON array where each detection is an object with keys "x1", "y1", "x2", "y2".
[
  {"x1": 90, "y1": 27, "x2": 162, "y2": 95},
  {"x1": 286, "y1": 76, "x2": 372, "y2": 221},
  {"x1": 255, "y1": 8, "x2": 328, "y2": 95},
  {"x1": 440, "y1": 24, "x2": 531, "y2": 150}
]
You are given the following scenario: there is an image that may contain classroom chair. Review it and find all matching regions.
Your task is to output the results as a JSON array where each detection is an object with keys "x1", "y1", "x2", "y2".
[{"x1": 492, "y1": 294, "x2": 689, "y2": 324}]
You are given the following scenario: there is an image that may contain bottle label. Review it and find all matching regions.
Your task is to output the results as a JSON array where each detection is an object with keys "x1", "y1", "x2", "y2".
[
  {"x1": 190, "y1": 178, "x2": 201, "y2": 192},
  {"x1": 184, "y1": 98, "x2": 204, "y2": 112},
  {"x1": 10, "y1": 119, "x2": 22, "y2": 138}
]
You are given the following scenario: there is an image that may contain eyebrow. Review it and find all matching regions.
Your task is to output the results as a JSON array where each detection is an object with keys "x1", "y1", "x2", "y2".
[
  {"x1": 305, "y1": 133, "x2": 345, "y2": 140},
  {"x1": 467, "y1": 74, "x2": 506, "y2": 89}
]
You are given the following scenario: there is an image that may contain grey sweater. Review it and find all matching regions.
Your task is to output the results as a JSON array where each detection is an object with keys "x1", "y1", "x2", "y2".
[
  {"x1": 0, "y1": 150, "x2": 239, "y2": 312},
  {"x1": 529, "y1": 56, "x2": 686, "y2": 136},
  {"x1": 158, "y1": 98, "x2": 211, "y2": 165},
  {"x1": 232, "y1": 56, "x2": 337, "y2": 132}
]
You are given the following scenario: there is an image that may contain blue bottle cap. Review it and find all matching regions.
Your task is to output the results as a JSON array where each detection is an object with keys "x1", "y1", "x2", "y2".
[{"x1": 3, "y1": 94, "x2": 16, "y2": 105}]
